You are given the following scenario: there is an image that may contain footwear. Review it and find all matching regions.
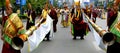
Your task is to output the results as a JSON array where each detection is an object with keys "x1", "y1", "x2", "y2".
[
  {"x1": 73, "y1": 37, "x2": 76, "y2": 40},
  {"x1": 47, "y1": 38, "x2": 50, "y2": 41},
  {"x1": 80, "y1": 37, "x2": 84, "y2": 40}
]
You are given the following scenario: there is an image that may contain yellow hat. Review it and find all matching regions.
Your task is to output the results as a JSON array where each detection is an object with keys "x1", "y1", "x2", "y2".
[
  {"x1": 6, "y1": 0, "x2": 12, "y2": 8},
  {"x1": 6, "y1": 0, "x2": 10, "y2": 7},
  {"x1": 74, "y1": 0, "x2": 80, "y2": 6}
]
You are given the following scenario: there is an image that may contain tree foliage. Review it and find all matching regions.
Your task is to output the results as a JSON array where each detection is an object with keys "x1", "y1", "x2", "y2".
[
  {"x1": 0, "y1": 0, "x2": 47, "y2": 9},
  {"x1": 27, "y1": 0, "x2": 47, "y2": 9},
  {"x1": 0, "y1": 0, "x2": 5, "y2": 8}
]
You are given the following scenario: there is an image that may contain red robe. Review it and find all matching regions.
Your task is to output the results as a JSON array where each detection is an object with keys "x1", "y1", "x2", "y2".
[
  {"x1": 83, "y1": 8, "x2": 91, "y2": 18},
  {"x1": 1, "y1": 16, "x2": 20, "y2": 53},
  {"x1": 49, "y1": 9, "x2": 58, "y2": 32},
  {"x1": 107, "y1": 10, "x2": 118, "y2": 29},
  {"x1": 2, "y1": 42, "x2": 21, "y2": 53},
  {"x1": 2, "y1": 13, "x2": 25, "y2": 53},
  {"x1": 72, "y1": 10, "x2": 89, "y2": 35}
]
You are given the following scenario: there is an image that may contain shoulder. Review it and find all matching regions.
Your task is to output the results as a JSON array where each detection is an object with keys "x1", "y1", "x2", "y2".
[
  {"x1": 11, "y1": 13, "x2": 18, "y2": 16},
  {"x1": 9, "y1": 13, "x2": 18, "y2": 19}
]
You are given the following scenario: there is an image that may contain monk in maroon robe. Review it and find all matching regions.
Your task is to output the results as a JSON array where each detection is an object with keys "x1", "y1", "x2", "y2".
[
  {"x1": 72, "y1": 5, "x2": 89, "y2": 40},
  {"x1": 106, "y1": 3, "x2": 120, "y2": 53},
  {"x1": 83, "y1": 5, "x2": 91, "y2": 19},
  {"x1": 107, "y1": 4, "x2": 118, "y2": 30},
  {"x1": 1, "y1": 0, "x2": 21, "y2": 53},
  {"x1": 26, "y1": 3, "x2": 36, "y2": 30},
  {"x1": 49, "y1": 5, "x2": 58, "y2": 32}
]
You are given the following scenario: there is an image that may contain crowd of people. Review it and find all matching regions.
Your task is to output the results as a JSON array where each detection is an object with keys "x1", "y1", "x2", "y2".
[{"x1": 1, "y1": 0, "x2": 120, "y2": 53}]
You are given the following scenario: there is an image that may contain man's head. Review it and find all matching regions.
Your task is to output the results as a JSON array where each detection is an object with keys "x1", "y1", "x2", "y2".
[
  {"x1": 86, "y1": 5, "x2": 89, "y2": 9},
  {"x1": 114, "y1": 0, "x2": 120, "y2": 6},
  {"x1": 50, "y1": 4, "x2": 53, "y2": 9},
  {"x1": 76, "y1": 5, "x2": 80, "y2": 10},
  {"x1": 5, "y1": 0, "x2": 12, "y2": 16},
  {"x1": 74, "y1": 0, "x2": 80, "y2": 10},
  {"x1": 112, "y1": 3, "x2": 119, "y2": 14},
  {"x1": 28, "y1": 3, "x2": 32, "y2": 9},
  {"x1": 90, "y1": 4, "x2": 93, "y2": 8},
  {"x1": 44, "y1": 4, "x2": 48, "y2": 10}
]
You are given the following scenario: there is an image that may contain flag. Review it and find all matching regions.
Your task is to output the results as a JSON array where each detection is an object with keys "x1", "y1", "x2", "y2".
[
  {"x1": 110, "y1": 12, "x2": 120, "y2": 42},
  {"x1": 16, "y1": 0, "x2": 20, "y2": 4},
  {"x1": 84, "y1": 0, "x2": 90, "y2": 2},
  {"x1": 104, "y1": 1, "x2": 107, "y2": 9},
  {"x1": 28, "y1": 14, "x2": 53, "y2": 52},
  {"x1": 49, "y1": 0, "x2": 53, "y2": 5},
  {"x1": 21, "y1": 0, "x2": 26, "y2": 5}
]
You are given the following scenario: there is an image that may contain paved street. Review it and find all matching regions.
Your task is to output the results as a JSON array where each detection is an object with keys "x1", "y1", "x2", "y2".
[{"x1": 0, "y1": 15, "x2": 106, "y2": 53}]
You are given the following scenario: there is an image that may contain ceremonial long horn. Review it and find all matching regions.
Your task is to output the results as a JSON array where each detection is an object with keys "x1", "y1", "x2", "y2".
[
  {"x1": 11, "y1": 18, "x2": 45, "y2": 50},
  {"x1": 82, "y1": 10, "x2": 115, "y2": 44}
]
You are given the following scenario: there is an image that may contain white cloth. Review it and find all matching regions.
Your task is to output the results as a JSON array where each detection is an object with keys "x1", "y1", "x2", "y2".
[
  {"x1": 82, "y1": 12, "x2": 106, "y2": 50},
  {"x1": 28, "y1": 14, "x2": 53, "y2": 52}
]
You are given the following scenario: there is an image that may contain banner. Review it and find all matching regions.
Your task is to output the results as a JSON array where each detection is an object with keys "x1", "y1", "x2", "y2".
[
  {"x1": 21, "y1": 0, "x2": 26, "y2": 5},
  {"x1": 82, "y1": 12, "x2": 107, "y2": 50},
  {"x1": 28, "y1": 14, "x2": 53, "y2": 52},
  {"x1": 110, "y1": 12, "x2": 120, "y2": 42},
  {"x1": 16, "y1": 0, "x2": 20, "y2": 4},
  {"x1": 16, "y1": 0, "x2": 26, "y2": 5},
  {"x1": 84, "y1": 0, "x2": 90, "y2": 2},
  {"x1": 49, "y1": 0, "x2": 53, "y2": 5},
  {"x1": 104, "y1": 1, "x2": 107, "y2": 9}
]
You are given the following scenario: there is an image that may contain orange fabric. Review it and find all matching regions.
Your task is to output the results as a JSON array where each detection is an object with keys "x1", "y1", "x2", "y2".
[
  {"x1": 6, "y1": 0, "x2": 10, "y2": 7},
  {"x1": 19, "y1": 34, "x2": 27, "y2": 42}
]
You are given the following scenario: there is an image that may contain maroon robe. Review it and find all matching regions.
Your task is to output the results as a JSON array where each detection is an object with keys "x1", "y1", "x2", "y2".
[
  {"x1": 2, "y1": 42, "x2": 21, "y2": 53},
  {"x1": 26, "y1": 10, "x2": 36, "y2": 30},
  {"x1": 107, "y1": 10, "x2": 118, "y2": 29},
  {"x1": 2, "y1": 16, "x2": 21, "y2": 53},
  {"x1": 49, "y1": 9, "x2": 58, "y2": 32},
  {"x1": 92, "y1": 9, "x2": 98, "y2": 23},
  {"x1": 83, "y1": 8, "x2": 91, "y2": 18},
  {"x1": 72, "y1": 10, "x2": 89, "y2": 39}
]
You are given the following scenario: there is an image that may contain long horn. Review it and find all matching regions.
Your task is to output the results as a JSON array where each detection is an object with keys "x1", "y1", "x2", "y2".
[
  {"x1": 82, "y1": 10, "x2": 115, "y2": 44},
  {"x1": 11, "y1": 18, "x2": 45, "y2": 50}
]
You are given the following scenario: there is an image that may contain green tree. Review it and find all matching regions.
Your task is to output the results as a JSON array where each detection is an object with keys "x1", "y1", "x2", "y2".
[
  {"x1": 27, "y1": 0, "x2": 47, "y2": 9},
  {"x1": 0, "y1": 0, "x2": 5, "y2": 8}
]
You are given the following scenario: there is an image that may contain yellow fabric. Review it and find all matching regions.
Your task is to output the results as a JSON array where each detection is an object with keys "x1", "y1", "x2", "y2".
[
  {"x1": 10, "y1": 13, "x2": 23, "y2": 29},
  {"x1": 42, "y1": 9, "x2": 48, "y2": 19},
  {"x1": 4, "y1": 13, "x2": 24, "y2": 38},
  {"x1": 29, "y1": 14, "x2": 33, "y2": 23},
  {"x1": 5, "y1": 19, "x2": 17, "y2": 38},
  {"x1": 77, "y1": 10, "x2": 80, "y2": 18},
  {"x1": 41, "y1": 9, "x2": 48, "y2": 24},
  {"x1": 17, "y1": 9, "x2": 20, "y2": 14}
]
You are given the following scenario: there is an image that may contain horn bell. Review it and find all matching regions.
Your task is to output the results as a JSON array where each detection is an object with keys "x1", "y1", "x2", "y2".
[{"x1": 11, "y1": 37, "x2": 24, "y2": 50}]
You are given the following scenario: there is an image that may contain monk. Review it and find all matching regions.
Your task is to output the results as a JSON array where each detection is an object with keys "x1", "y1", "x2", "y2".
[{"x1": 1, "y1": 0, "x2": 25, "y2": 53}]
